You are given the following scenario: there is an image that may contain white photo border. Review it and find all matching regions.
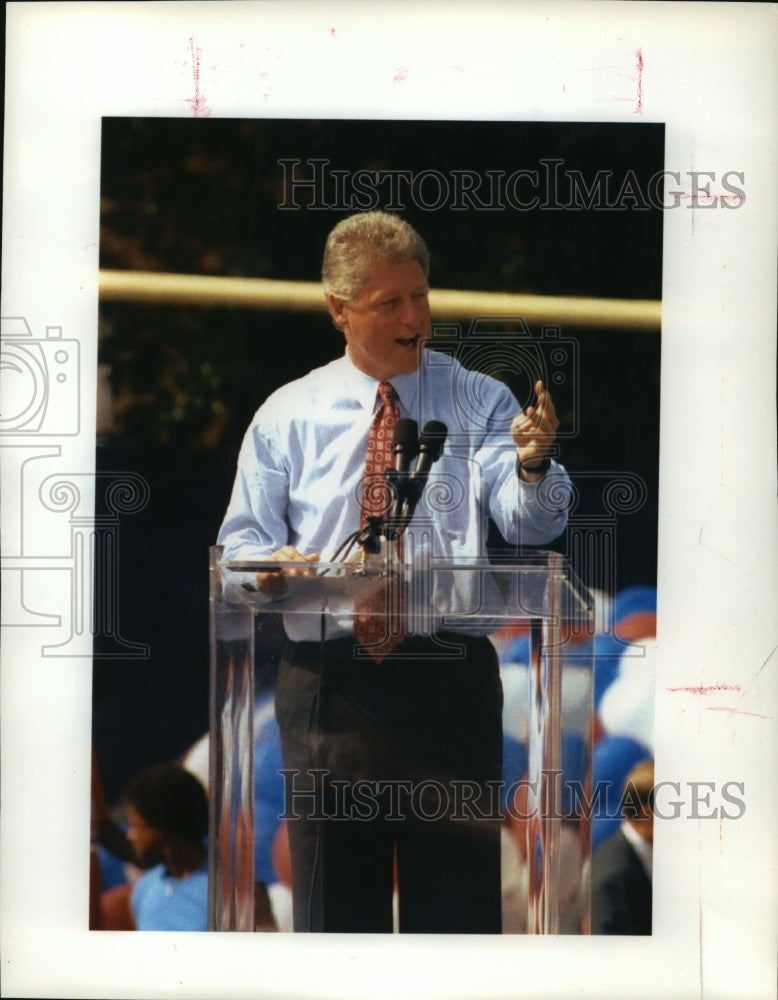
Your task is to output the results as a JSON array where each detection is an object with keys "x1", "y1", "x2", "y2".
[{"x1": 1, "y1": 3, "x2": 776, "y2": 999}]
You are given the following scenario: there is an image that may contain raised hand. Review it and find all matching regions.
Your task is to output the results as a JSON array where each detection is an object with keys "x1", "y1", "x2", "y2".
[{"x1": 510, "y1": 380, "x2": 560, "y2": 481}]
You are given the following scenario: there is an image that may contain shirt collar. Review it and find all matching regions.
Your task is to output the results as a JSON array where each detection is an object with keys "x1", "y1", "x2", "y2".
[
  {"x1": 621, "y1": 820, "x2": 653, "y2": 880},
  {"x1": 338, "y1": 350, "x2": 422, "y2": 415}
]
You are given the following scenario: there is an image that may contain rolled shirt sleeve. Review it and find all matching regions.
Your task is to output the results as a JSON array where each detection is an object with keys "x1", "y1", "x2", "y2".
[{"x1": 217, "y1": 422, "x2": 291, "y2": 562}]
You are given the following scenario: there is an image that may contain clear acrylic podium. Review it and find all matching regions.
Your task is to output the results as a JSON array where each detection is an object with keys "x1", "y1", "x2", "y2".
[{"x1": 208, "y1": 546, "x2": 594, "y2": 934}]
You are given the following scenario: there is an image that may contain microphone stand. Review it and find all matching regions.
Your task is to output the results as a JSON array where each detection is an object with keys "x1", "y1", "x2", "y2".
[
  {"x1": 328, "y1": 470, "x2": 407, "y2": 575},
  {"x1": 384, "y1": 468, "x2": 415, "y2": 542},
  {"x1": 332, "y1": 417, "x2": 447, "y2": 572}
]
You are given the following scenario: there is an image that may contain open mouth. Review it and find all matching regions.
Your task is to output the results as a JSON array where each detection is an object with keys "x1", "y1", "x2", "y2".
[{"x1": 395, "y1": 335, "x2": 419, "y2": 349}]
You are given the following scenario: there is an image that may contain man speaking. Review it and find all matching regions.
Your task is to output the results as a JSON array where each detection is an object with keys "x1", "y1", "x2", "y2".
[{"x1": 218, "y1": 211, "x2": 569, "y2": 933}]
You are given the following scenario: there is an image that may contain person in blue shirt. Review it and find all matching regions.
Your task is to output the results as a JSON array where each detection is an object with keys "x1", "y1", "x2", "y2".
[
  {"x1": 218, "y1": 211, "x2": 569, "y2": 933},
  {"x1": 124, "y1": 763, "x2": 209, "y2": 931}
]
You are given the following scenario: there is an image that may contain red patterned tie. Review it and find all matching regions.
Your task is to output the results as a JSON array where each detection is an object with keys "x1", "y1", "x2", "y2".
[
  {"x1": 360, "y1": 381, "x2": 399, "y2": 527},
  {"x1": 355, "y1": 381, "x2": 406, "y2": 660}
]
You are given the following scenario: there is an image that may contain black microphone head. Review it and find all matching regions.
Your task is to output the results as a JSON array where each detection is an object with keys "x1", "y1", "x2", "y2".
[
  {"x1": 392, "y1": 418, "x2": 419, "y2": 457},
  {"x1": 418, "y1": 420, "x2": 447, "y2": 462}
]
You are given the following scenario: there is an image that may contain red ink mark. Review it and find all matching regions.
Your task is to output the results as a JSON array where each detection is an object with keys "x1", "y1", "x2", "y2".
[
  {"x1": 705, "y1": 706, "x2": 773, "y2": 719},
  {"x1": 329, "y1": 27, "x2": 337, "y2": 38},
  {"x1": 667, "y1": 684, "x2": 742, "y2": 695},
  {"x1": 393, "y1": 67, "x2": 409, "y2": 86},
  {"x1": 634, "y1": 48, "x2": 644, "y2": 114},
  {"x1": 186, "y1": 37, "x2": 211, "y2": 117}
]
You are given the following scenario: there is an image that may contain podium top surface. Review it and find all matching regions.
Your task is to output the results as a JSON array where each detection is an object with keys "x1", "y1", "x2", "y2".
[{"x1": 211, "y1": 549, "x2": 593, "y2": 625}]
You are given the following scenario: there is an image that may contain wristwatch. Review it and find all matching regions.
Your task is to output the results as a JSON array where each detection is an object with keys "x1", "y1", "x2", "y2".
[{"x1": 516, "y1": 456, "x2": 552, "y2": 478}]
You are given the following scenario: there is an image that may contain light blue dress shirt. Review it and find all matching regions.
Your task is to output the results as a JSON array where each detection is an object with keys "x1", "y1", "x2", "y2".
[{"x1": 218, "y1": 349, "x2": 570, "y2": 566}]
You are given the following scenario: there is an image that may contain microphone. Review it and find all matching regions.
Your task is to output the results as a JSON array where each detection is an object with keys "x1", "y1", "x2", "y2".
[
  {"x1": 336, "y1": 420, "x2": 420, "y2": 559},
  {"x1": 386, "y1": 419, "x2": 419, "y2": 535},
  {"x1": 411, "y1": 420, "x2": 447, "y2": 481},
  {"x1": 392, "y1": 419, "x2": 419, "y2": 475},
  {"x1": 400, "y1": 420, "x2": 447, "y2": 524}
]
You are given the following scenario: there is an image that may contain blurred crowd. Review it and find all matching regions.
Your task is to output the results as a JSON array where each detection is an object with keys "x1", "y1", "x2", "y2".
[{"x1": 90, "y1": 584, "x2": 655, "y2": 934}]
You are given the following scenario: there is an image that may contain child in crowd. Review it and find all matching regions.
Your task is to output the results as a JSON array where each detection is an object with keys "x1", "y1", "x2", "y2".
[{"x1": 124, "y1": 763, "x2": 209, "y2": 931}]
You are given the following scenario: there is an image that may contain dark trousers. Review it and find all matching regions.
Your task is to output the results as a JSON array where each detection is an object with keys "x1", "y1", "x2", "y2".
[{"x1": 275, "y1": 633, "x2": 504, "y2": 933}]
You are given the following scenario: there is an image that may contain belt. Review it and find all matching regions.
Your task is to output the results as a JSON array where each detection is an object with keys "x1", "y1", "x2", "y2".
[{"x1": 282, "y1": 632, "x2": 492, "y2": 668}]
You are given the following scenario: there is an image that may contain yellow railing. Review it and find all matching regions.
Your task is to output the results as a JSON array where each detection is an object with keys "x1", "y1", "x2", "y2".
[{"x1": 99, "y1": 270, "x2": 661, "y2": 331}]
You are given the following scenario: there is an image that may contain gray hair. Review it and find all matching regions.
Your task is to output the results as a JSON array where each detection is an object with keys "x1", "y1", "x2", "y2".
[{"x1": 321, "y1": 211, "x2": 430, "y2": 304}]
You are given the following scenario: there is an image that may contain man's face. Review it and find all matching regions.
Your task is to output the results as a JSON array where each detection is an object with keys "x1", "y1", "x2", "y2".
[{"x1": 329, "y1": 257, "x2": 431, "y2": 380}]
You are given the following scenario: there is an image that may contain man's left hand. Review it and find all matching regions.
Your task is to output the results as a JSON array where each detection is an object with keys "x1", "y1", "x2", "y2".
[{"x1": 510, "y1": 380, "x2": 560, "y2": 481}]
